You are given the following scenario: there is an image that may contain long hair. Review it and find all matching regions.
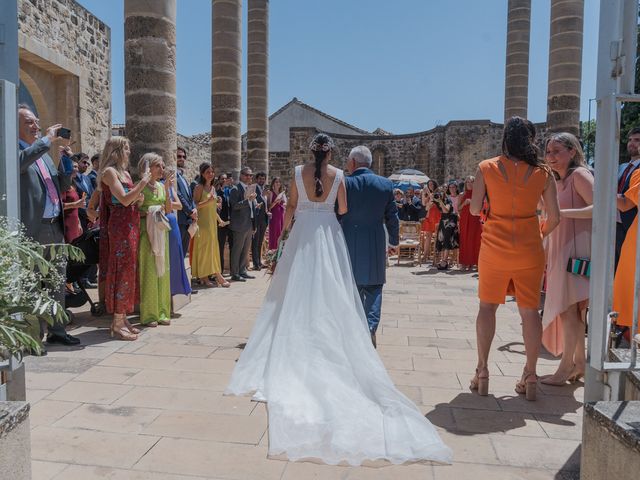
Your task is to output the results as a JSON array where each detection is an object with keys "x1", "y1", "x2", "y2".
[
  {"x1": 198, "y1": 162, "x2": 213, "y2": 186},
  {"x1": 269, "y1": 176, "x2": 282, "y2": 194},
  {"x1": 309, "y1": 133, "x2": 334, "y2": 197},
  {"x1": 426, "y1": 179, "x2": 439, "y2": 193},
  {"x1": 97, "y1": 136, "x2": 130, "y2": 190},
  {"x1": 502, "y1": 117, "x2": 549, "y2": 173},
  {"x1": 545, "y1": 132, "x2": 587, "y2": 179}
]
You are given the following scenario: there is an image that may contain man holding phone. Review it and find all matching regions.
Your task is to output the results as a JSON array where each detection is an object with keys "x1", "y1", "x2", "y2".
[{"x1": 18, "y1": 104, "x2": 81, "y2": 350}]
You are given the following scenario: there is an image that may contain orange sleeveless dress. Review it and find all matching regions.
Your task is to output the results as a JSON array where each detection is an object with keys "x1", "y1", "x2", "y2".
[
  {"x1": 613, "y1": 169, "x2": 640, "y2": 327},
  {"x1": 478, "y1": 156, "x2": 549, "y2": 308}
]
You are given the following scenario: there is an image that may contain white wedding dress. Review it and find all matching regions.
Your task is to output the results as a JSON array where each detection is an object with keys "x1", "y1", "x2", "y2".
[{"x1": 225, "y1": 166, "x2": 452, "y2": 466}]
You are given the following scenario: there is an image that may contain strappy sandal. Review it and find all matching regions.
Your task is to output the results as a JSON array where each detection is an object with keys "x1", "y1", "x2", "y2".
[
  {"x1": 470, "y1": 368, "x2": 489, "y2": 396},
  {"x1": 515, "y1": 370, "x2": 538, "y2": 401}
]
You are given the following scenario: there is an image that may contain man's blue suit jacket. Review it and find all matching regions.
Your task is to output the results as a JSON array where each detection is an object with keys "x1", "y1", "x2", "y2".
[
  {"x1": 176, "y1": 171, "x2": 196, "y2": 226},
  {"x1": 340, "y1": 168, "x2": 399, "y2": 286}
]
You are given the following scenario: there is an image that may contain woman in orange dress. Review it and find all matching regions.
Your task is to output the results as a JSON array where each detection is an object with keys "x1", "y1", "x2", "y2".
[
  {"x1": 613, "y1": 169, "x2": 640, "y2": 346},
  {"x1": 458, "y1": 176, "x2": 482, "y2": 269},
  {"x1": 421, "y1": 180, "x2": 441, "y2": 263},
  {"x1": 470, "y1": 117, "x2": 560, "y2": 401}
]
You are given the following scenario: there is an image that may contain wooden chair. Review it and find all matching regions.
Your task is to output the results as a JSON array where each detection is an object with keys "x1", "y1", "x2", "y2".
[{"x1": 397, "y1": 221, "x2": 422, "y2": 265}]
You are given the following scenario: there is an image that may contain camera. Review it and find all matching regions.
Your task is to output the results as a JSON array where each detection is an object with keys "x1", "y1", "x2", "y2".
[
  {"x1": 57, "y1": 127, "x2": 71, "y2": 139},
  {"x1": 433, "y1": 192, "x2": 442, "y2": 201}
]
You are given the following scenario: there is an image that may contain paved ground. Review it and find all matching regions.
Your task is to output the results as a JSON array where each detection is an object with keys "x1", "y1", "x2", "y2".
[{"x1": 26, "y1": 263, "x2": 582, "y2": 480}]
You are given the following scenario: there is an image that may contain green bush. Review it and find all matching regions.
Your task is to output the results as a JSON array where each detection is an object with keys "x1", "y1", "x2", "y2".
[{"x1": 0, "y1": 217, "x2": 83, "y2": 358}]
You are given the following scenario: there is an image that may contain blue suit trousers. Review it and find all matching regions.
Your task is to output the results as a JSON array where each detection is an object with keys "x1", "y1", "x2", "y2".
[{"x1": 357, "y1": 284, "x2": 383, "y2": 333}]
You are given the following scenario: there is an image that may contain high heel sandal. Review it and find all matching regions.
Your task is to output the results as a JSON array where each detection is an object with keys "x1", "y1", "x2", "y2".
[
  {"x1": 515, "y1": 370, "x2": 538, "y2": 401},
  {"x1": 123, "y1": 317, "x2": 141, "y2": 334},
  {"x1": 567, "y1": 370, "x2": 584, "y2": 383},
  {"x1": 216, "y1": 278, "x2": 230, "y2": 288},
  {"x1": 110, "y1": 324, "x2": 138, "y2": 341},
  {"x1": 470, "y1": 368, "x2": 489, "y2": 396}
]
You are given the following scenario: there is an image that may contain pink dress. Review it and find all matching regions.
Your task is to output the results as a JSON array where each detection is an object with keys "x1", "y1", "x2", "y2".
[
  {"x1": 268, "y1": 191, "x2": 286, "y2": 250},
  {"x1": 542, "y1": 169, "x2": 591, "y2": 356}
]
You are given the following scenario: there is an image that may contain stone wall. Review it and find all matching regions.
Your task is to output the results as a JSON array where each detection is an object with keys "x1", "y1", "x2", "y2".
[
  {"x1": 177, "y1": 120, "x2": 508, "y2": 188},
  {"x1": 17, "y1": 0, "x2": 111, "y2": 156},
  {"x1": 283, "y1": 121, "x2": 505, "y2": 187},
  {"x1": 177, "y1": 133, "x2": 211, "y2": 181}
]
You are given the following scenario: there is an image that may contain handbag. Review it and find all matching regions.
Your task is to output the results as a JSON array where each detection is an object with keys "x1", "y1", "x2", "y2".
[{"x1": 566, "y1": 174, "x2": 591, "y2": 277}]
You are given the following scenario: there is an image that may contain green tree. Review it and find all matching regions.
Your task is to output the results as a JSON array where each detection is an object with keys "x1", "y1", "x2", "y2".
[
  {"x1": 580, "y1": 119, "x2": 596, "y2": 166},
  {"x1": 619, "y1": 16, "x2": 640, "y2": 163}
]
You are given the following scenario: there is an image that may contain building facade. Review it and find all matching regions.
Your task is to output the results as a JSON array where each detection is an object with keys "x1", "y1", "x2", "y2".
[{"x1": 17, "y1": 0, "x2": 111, "y2": 156}]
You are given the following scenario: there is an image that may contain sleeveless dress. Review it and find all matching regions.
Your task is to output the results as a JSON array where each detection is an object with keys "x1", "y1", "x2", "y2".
[
  {"x1": 478, "y1": 156, "x2": 549, "y2": 308},
  {"x1": 458, "y1": 188, "x2": 482, "y2": 267},
  {"x1": 614, "y1": 169, "x2": 640, "y2": 328},
  {"x1": 542, "y1": 169, "x2": 591, "y2": 356},
  {"x1": 99, "y1": 180, "x2": 140, "y2": 315},
  {"x1": 225, "y1": 166, "x2": 452, "y2": 466},
  {"x1": 138, "y1": 184, "x2": 171, "y2": 324},
  {"x1": 268, "y1": 190, "x2": 286, "y2": 250},
  {"x1": 167, "y1": 187, "x2": 192, "y2": 296},
  {"x1": 190, "y1": 186, "x2": 222, "y2": 278}
]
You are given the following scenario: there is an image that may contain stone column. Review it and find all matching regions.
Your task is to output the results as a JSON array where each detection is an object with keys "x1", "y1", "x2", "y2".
[
  {"x1": 504, "y1": 0, "x2": 531, "y2": 121},
  {"x1": 246, "y1": 0, "x2": 269, "y2": 176},
  {"x1": 546, "y1": 0, "x2": 584, "y2": 136},
  {"x1": 212, "y1": 0, "x2": 242, "y2": 179},
  {"x1": 124, "y1": 0, "x2": 177, "y2": 169}
]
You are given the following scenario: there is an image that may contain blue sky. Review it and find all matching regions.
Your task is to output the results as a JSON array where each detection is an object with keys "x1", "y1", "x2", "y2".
[{"x1": 77, "y1": 0, "x2": 600, "y2": 136}]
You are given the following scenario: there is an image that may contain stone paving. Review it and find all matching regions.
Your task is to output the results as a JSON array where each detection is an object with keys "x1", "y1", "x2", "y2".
[{"x1": 25, "y1": 264, "x2": 582, "y2": 480}]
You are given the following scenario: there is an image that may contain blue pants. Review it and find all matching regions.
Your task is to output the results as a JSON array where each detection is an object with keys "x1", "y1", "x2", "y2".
[{"x1": 357, "y1": 284, "x2": 383, "y2": 333}]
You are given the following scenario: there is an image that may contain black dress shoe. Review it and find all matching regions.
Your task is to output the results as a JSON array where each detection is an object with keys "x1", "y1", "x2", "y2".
[
  {"x1": 371, "y1": 332, "x2": 377, "y2": 349},
  {"x1": 231, "y1": 275, "x2": 246, "y2": 282},
  {"x1": 80, "y1": 280, "x2": 98, "y2": 289},
  {"x1": 46, "y1": 333, "x2": 81, "y2": 346},
  {"x1": 240, "y1": 273, "x2": 255, "y2": 279}
]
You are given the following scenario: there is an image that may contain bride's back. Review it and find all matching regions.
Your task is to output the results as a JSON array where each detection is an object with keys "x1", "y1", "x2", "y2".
[{"x1": 298, "y1": 164, "x2": 339, "y2": 204}]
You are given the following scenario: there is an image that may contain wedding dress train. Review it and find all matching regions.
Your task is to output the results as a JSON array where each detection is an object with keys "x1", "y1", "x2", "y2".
[{"x1": 225, "y1": 166, "x2": 452, "y2": 466}]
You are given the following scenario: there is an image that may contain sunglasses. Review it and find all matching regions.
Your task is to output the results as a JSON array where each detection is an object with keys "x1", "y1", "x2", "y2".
[{"x1": 177, "y1": 154, "x2": 186, "y2": 159}]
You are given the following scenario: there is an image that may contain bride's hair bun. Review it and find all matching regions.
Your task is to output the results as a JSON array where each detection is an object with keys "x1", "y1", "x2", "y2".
[{"x1": 309, "y1": 133, "x2": 333, "y2": 197}]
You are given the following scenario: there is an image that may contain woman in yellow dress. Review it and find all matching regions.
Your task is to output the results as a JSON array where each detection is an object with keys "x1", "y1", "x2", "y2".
[{"x1": 190, "y1": 162, "x2": 230, "y2": 288}]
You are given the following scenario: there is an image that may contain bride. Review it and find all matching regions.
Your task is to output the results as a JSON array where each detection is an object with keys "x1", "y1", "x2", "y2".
[{"x1": 225, "y1": 133, "x2": 452, "y2": 466}]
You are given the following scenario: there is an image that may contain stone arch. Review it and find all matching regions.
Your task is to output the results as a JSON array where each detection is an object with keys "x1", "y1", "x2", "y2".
[
  {"x1": 370, "y1": 144, "x2": 391, "y2": 176},
  {"x1": 18, "y1": 68, "x2": 49, "y2": 125}
]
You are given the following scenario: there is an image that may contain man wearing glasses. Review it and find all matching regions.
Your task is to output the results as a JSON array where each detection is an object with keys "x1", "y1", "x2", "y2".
[
  {"x1": 175, "y1": 147, "x2": 197, "y2": 255},
  {"x1": 228, "y1": 166, "x2": 257, "y2": 281}
]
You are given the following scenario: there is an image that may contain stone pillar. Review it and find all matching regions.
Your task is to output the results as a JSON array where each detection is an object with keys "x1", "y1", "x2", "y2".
[
  {"x1": 212, "y1": 0, "x2": 242, "y2": 179},
  {"x1": 546, "y1": 0, "x2": 584, "y2": 136},
  {"x1": 246, "y1": 0, "x2": 269, "y2": 176},
  {"x1": 124, "y1": 0, "x2": 177, "y2": 170},
  {"x1": 504, "y1": 0, "x2": 531, "y2": 121}
]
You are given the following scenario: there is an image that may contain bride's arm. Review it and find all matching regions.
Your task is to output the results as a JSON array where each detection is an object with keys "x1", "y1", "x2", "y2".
[
  {"x1": 336, "y1": 179, "x2": 347, "y2": 215},
  {"x1": 281, "y1": 178, "x2": 298, "y2": 236}
]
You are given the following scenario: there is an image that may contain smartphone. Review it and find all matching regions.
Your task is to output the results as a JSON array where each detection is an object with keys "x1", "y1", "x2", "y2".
[{"x1": 57, "y1": 127, "x2": 71, "y2": 139}]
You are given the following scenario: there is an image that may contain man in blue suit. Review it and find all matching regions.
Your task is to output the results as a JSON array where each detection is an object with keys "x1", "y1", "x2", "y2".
[
  {"x1": 340, "y1": 146, "x2": 399, "y2": 348},
  {"x1": 175, "y1": 147, "x2": 197, "y2": 256}
]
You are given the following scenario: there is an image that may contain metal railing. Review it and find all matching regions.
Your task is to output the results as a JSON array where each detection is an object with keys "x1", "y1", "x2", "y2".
[{"x1": 586, "y1": 0, "x2": 640, "y2": 402}]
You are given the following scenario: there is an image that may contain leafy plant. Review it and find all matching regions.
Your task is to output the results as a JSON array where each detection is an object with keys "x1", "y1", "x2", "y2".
[{"x1": 0, "y1": 217, "x2": 83, "y2": 358}]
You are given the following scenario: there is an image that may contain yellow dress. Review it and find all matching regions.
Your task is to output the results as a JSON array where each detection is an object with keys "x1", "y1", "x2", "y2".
[
  {"x1": 613, "y1": 170, "x2": 640, "y2": 327},
  {"x1": 190, "y1": 187, "x2": 222, "y2": 278}
]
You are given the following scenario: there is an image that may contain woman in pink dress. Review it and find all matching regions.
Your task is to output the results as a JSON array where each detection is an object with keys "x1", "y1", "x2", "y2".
[
  {"x1": 458, "y1": 176, "x2": 482, "y2": 269},
  {"x1": 541, "y1": 133, "x2": 593, "y2": 385},
  {"x1": 268, "y1": 177, "x2": 286, "y2": 249}
]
